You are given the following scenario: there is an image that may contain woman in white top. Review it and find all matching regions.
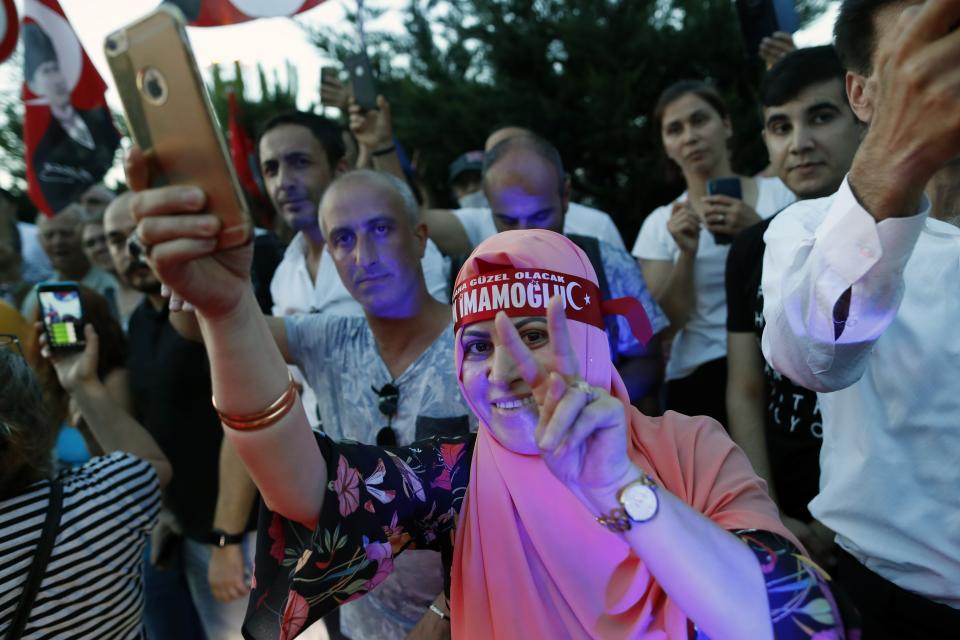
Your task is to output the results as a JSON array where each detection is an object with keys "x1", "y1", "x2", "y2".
[{"x1": 632, "y1": 80, "x2": 794, "y2": 424}]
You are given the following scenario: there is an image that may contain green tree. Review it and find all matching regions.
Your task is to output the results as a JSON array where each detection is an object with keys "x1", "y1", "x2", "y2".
[
  {"x1": 0, "y1": 49, "x2": 28, "y2": 197},
  {"x1": 207, "y1": 60, "x2": 306, "y2": 136},
  {"x1": 310, "y1": 0, "x2": 828, "y2": 241}
]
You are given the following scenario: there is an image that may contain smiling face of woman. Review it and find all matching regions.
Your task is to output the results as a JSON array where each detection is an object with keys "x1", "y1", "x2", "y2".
[{"x1": 459, "y1": 316, "x2": 553, "y2": 455}]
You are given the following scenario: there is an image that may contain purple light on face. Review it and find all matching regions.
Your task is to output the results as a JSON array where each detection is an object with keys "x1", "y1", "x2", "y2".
[{"x1": 490, "y1": 181, "x2": 562, "y2": 232}]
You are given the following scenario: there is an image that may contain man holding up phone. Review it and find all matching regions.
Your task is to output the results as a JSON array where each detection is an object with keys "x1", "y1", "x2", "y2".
[
  {"x1": 760, "y1": 1, "x2": 960, "y2": 634},
  {"x1": 724, "y1": 45, "x2": 862, "y2": 568}
]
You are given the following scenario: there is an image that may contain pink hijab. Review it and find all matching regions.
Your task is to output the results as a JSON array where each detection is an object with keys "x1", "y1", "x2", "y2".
[{"x1": 449, "y1": 230, "x2": 796, "y2": 639}]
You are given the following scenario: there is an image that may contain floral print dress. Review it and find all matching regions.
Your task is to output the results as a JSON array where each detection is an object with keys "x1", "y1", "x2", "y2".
[{"x1": 242, "y1": 433, "x2": 855, "y2": 640}]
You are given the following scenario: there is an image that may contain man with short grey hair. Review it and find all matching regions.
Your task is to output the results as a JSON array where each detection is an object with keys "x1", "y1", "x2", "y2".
[{"x1": 259, "y1": 169, "x2": 471, "y2": 640}]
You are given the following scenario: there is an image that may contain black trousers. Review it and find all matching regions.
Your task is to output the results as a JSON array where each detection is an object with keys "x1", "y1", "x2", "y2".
[
  {"x1": 664, "y1": 357, "x2": 728, "y2": 427},
  {"x1": 836, "y1": 549, "x2": 960, "y2": 639}
]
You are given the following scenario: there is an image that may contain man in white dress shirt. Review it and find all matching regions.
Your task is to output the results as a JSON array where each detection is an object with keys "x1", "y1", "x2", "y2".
[{"x1": 760, "y1": 1, "x2": 960, "y2": 636}]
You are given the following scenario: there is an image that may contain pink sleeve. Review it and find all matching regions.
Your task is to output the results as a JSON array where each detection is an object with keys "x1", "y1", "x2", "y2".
[{"x1": 629, "y1": 410, "x2": 802, "y2": 551}]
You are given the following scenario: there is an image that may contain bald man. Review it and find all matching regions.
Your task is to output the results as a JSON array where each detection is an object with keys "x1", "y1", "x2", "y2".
[
  {"x1": 262, "y1": 170, "x2": 470, "y2": 640},
  {"x1": 21, "y1": 205, "x2": 120, "y2": 320},
  {"x1": 427, "y1": 127, "x2": 626, "y2": 255}
]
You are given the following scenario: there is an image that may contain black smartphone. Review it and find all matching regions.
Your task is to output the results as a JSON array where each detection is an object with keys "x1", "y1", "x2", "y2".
[
  {"x1": 735, "y1": 0, "x2": 799, "y2": 60},
  {"x1": 707, "y1": 177, "x2": 743, "y2": 200},
  {"x1": 706, "y1": 177, "x2": 742, "y2": 245},
  {"x1": 345, "y1": 52, "x2": 378, "y2": 111},
  {"x1": 37, "y1": 282, "x2": 85, "y2": 352}
]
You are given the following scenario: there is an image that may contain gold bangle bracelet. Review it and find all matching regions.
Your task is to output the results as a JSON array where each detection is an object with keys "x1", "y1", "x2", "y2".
[{"x1": 212, "y1": 372, "x2": 298, "y2": 431}]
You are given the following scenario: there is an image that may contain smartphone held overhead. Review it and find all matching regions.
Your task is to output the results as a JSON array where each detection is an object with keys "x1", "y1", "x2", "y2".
[
  {"x1": 735, "y1": 0, "x2": 799, "y2": 60},
  {"x1": 346, "y1": 52, "x2": 378, "y2": 111},
  {"x1": 104, "y1": 5, "x2": 252, "y2": 250},
  {"x1": 37, "y1": 282, "x2": 85, "y2": 352}
]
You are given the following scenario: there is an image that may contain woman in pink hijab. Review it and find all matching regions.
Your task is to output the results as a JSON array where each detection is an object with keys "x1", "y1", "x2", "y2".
[{"x1": 131, "y1": 160, "x2": 849, "y2": 638}]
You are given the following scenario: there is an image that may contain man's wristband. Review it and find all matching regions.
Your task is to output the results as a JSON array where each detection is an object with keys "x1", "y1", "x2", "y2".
[
  {"x1": 372, "y1": 145, "x2": 396, "y2": 157},
  {"x1": 428, "y1": 603, "x2": 450, "y2": 621},
  {"x1": 208, "y1": 528, "x2": 244, "y2": 547}
]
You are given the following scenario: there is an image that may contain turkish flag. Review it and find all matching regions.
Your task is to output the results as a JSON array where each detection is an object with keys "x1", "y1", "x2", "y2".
[
  {"x1": 164, "y1": 0, "x2": 326, "y2": 27},
  {"x1": 0, "y1": 0, "x2": 18, "y2": 63},
  {"x1": 226, "y1": 90, "x2": 271, "y2": 226},
  {"x1": 21, "y1": 0, "x2": 120, "y2": 217}
]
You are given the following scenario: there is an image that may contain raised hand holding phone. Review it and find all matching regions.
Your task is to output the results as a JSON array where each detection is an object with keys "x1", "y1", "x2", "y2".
[
  {"x1": 346, "y1": 51, "x2": 379, "y2": 112},
  {"x1": 37, "y1": 282, "x2": 85, "y2": 352},
  {"x1": 104, "y1": 6, "x2": 251, "y2": 251},
  {"x1": 320, "y1": 67, "x2": 351, "y2": 112},
  {"x1": 124, "y1": 147, "x2": 253, "y2": 322},
  {"x1": 39, "y1": 322, "x2": 98, "y2": 392}
]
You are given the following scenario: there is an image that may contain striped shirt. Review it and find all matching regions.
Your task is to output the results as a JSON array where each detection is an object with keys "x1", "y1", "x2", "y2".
[{"x1": 0, "y1": 453, "x2": 161, "y2": 639}]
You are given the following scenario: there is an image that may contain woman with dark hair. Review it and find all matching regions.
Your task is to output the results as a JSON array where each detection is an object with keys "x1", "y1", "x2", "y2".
[
  {"x1": 631, "y1": 80, "x2": 795, "y2": 424},
  {"x1": 0, "y1": 326, "x2": 169, "y2": 638},
  {"x1": 127, "y1": 140, "x2": 849, "y2": 638}
]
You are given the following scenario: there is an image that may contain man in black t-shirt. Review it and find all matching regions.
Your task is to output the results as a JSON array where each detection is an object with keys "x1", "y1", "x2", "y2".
[
  {"x1": 725, "y1": 46, "x2": 861, "y2": 567},
  {"x1": 104, "y1": 194, "x2": 260, "y2": 640}
]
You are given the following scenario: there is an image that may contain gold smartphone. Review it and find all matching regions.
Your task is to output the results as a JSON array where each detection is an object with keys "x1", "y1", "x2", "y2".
[{"x1": 104, "y1": 6, "x2": 251, "y2": 249}]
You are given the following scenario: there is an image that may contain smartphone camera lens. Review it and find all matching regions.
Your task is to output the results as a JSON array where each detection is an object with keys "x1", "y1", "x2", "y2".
[
  {"x1": 137, "y1": 68, "x2": 169, "y2": 106},
  {"x1": 104, "y1": 31, "x2": 127, "y2": 56}
]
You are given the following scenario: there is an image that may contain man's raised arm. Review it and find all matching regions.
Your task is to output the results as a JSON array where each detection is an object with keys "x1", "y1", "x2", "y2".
[{"x1": 761, "y1": 1, "x2": 960, "y2": 392}]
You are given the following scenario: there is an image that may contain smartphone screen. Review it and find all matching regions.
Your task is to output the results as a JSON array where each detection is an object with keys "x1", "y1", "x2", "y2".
[
  {"x1": 37, "y1": 283, "x2": 85, "y2": 351},
  {"x1": 345, "y1": 52, "x2": 378, "y2": 111}
]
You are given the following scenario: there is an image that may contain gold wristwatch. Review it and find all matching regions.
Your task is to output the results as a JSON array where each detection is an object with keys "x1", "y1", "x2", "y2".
[{"x1": 596, "y1": 474, "x2": 659, "y2": 533}]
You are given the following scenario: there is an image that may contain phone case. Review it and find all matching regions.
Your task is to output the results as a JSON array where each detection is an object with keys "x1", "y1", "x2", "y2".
[
  {"x1": 104, "y1": 6, "x2": 251, "y2": 249},
  {"x1": 345, "y1": 52, "x2": 378, "y2": 111},
  {"x1": 707, "y1": 177, "x2": 743, "y2": 200}
]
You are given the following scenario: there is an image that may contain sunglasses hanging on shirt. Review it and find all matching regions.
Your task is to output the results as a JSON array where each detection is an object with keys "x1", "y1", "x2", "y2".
[{"x1": 373, "y1": 382, "x2": 399, "y2": 446}]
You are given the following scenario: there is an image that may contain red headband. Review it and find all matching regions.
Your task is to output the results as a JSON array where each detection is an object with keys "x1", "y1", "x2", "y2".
[{"x1": 452, "y1": 267, "x2": 653, "y2": 345}]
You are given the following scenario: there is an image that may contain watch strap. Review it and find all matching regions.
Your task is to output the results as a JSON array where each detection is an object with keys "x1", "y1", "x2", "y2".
[
  {"x1": 596, "y1": 474, "x2": 658, "y2": 533},
  {"x1": 208, "y1": 528, "x2": 244, "y2": 547}
]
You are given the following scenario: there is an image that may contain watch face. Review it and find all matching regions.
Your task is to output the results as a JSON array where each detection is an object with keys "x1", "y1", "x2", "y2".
[{"x1": 621, "y1": 482, "x2": 658, "y2": 523}]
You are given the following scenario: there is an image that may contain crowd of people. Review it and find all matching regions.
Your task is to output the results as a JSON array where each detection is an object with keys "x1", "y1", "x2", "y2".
[{"x1": 1, "y1": 0, "x2": 959, "y2": 638}]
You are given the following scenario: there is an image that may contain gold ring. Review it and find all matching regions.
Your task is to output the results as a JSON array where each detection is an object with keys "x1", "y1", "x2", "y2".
[{"x1": 569, "y1": 380, "x2": 598, "y2": 402}]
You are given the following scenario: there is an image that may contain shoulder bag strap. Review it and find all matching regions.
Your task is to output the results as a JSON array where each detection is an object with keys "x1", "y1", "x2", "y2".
[{"x1": 6, "y1": 478, "x2": 63, "y2": 640}]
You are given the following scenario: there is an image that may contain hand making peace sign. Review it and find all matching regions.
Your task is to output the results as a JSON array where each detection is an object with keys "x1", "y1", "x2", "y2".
[{"x1": 492, "y1": 296, "x2": 638, "y2": 495}]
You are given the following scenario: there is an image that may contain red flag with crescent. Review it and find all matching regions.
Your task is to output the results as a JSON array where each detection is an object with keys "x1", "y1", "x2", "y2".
[
  {"x1": 164, "y1": 0, "x2": 326, "y2": 27},
  {"x1": 0, "y1": 0, "x2": 18, "y2": 63},
  {"x1": 21, "y1": 0, "x2": 120, "y2": 217}
]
